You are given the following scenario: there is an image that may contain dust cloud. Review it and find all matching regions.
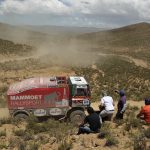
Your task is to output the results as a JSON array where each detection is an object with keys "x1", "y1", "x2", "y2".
[
  {"x1": 0, "y1": 24, "x2": 109, "y2": 67},
  {"x1": 34, "y1": 38, "x2": 99, "y2": 67}
]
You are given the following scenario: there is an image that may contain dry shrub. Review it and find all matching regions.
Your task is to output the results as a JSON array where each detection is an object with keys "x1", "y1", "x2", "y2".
[
  {"x1": 133, "y1": 133, "x2": 146, "y2": 150},
  {"x1": 58, "y1": 139, "x2": 72, "y2": 150},
  {"x1": 0, "y1": 130, "x2": 6, "y2": 137}
]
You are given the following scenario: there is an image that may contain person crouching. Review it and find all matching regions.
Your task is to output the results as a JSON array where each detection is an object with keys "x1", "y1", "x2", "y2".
[{"x1": 77, "y1": 107, "x2": 101, "y2": 135}]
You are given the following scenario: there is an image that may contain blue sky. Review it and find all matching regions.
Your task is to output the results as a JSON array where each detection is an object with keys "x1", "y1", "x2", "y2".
[{"x1": 0, "y1": 0, "x2": 150, "y2": 27}]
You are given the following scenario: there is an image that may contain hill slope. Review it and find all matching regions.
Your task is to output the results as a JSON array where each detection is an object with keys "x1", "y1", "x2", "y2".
[
  {"x1": 78, "y1": 22, "x2": 150, "y2": 63},
  {"x1": 0, "y1": 22, "x2": 61, "y2": 46},
  {"x1": 0, "y1": 38, "x2": 33, "y2": 56}
]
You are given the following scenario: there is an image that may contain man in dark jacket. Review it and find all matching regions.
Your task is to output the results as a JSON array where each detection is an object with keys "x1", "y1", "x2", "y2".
[
  {"x1": 115, "y1": 90, "x2": 126, "y2": 119},
  {"x1": 77, "y1": 107, "x2": 101, "y2": 135}
]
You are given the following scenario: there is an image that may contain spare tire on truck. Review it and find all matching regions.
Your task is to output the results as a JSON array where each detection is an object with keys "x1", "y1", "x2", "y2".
[{"x1": 69, "y1": 110, "x2": 85, "y2": 125}]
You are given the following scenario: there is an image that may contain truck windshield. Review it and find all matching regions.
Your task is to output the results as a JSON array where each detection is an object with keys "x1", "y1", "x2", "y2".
[{"x1": 76, "y1": 88, "x2": 87, "y2": 96}]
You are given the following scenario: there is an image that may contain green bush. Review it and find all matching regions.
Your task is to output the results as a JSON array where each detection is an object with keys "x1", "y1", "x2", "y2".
[
  {"x1": 105, "y1": 135, "x2": 119, "y2": 146},
  {"x1": 13, "y1": 129, "x2": 25, "y2": 137}
]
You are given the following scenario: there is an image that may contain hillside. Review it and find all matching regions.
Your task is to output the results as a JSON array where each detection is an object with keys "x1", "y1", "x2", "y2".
[
  {"x1": 0, "y1": 38, "x2": 33, "y2": 56},
  {"x1": 78, "y1": 22, "x2": 150, "y2": 63}
]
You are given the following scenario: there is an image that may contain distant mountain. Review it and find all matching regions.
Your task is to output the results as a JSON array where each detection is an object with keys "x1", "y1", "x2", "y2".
[
  {"x1": 0, "y1": 22, "x2": 106, "y2": 46},
  {"x1": 23, "y1": 25, "x2": 106, "y2": 35}
]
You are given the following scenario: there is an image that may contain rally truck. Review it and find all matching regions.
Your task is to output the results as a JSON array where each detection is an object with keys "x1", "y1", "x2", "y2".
[{"x1": 7, "y1": 76, "x2": 91, "y2": 123}]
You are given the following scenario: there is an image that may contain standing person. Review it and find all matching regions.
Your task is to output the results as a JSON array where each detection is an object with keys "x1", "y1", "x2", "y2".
[
  {"x1": 99, "y1": 91, "x2": 115, "y2": 123},
  {"x1": 137, "y1": 97, "x2": 150, "y2": 124},
  {"x1": 115, "y1": 90, "x2": 126, "y2": 119},
  {"x1": 77, "y1": 107, "x2": 101, "y2": 135}
]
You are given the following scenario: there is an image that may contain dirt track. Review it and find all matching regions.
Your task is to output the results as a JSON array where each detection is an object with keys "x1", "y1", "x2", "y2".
[{"x1": 98, "y1": 53, "x2": 150, "y2": 69}]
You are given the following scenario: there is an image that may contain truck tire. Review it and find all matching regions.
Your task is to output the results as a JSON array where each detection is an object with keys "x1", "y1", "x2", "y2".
[
  {"x1": 69, "y1": 110, "x2": 85, "y2": 125},
  {"x1": 14, "y1": 113, "x2": 28, "y2": 121}
]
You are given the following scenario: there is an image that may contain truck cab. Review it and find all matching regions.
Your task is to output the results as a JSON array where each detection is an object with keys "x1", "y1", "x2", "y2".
[{"x1": 68, "y1": 76, "x2": 90, "y2": 107}]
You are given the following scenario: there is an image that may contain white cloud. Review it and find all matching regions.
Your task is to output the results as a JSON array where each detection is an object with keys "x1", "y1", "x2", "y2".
[
  {"x1": 0, "y1": 0, "x2": 150, "y2": 26},
  {"x1": 0, "y1": 0, "x2": 71, "y2": 14},
  {"x1": 0, "y1": 0, "x2": 150, "y2": 19}
]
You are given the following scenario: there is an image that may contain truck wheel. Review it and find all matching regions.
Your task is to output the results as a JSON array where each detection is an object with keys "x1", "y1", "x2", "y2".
[
  {"x1": 14, "y1": 113, "x2": 28, "y2": 121},
  {"x1": 69, "y1": 110, "x2": 85, "y2": 125}
]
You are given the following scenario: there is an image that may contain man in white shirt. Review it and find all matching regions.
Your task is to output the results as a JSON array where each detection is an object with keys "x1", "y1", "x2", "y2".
[{"x1": 99, "y1": 91, "x2": 115, "y2": 123}]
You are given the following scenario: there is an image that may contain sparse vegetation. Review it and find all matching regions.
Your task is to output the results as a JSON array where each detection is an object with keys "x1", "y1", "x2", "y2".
[
  {"x1": 73, "y1": 56, "x2": 150, "y2": 100},
  {"x1": 26, "y1": 117, "x2": 76, "y2": 141}
]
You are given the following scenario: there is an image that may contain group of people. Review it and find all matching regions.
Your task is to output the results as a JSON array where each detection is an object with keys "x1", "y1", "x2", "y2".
[{"x1": 77, "y1": 89, "x2": 150, "y2": 135}]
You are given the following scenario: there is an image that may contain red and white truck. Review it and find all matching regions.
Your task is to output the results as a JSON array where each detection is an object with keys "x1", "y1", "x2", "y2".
[{"x1": 7, "y1": 76, "x2": 91, "y2": 123}]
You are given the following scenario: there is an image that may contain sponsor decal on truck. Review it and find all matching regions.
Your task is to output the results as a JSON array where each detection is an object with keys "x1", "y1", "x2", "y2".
[{"x1": 10, "y1": 95, "x2": 42, "y2": 100}]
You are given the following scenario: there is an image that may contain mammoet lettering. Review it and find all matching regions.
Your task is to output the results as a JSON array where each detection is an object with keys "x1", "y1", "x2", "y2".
[{"x1": 10, "y1": 95, "x2": 42, "y2": 100}]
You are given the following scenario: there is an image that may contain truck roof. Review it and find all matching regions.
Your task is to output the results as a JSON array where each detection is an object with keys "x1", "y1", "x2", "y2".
[
  {"x1": 69, "y1": 76, "x2": 88, "y2": 85},
  {"x1": 7, "y1": 77, "x2": 66, "y2": 95}
]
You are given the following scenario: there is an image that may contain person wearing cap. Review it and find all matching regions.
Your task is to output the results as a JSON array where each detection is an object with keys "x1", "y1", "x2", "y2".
[
  {"x1": 99, "y1": 91, "x2": 115, "y2": 123},
  {"x1": 77, "y1": 107, "x2": 101, "y2": 135},
  {"x1": 137, "y1": 98, "x2": 150, "y2": 124},
  {"x1": 115, "y1": 90, "x2": 126, "y2": 119}
]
